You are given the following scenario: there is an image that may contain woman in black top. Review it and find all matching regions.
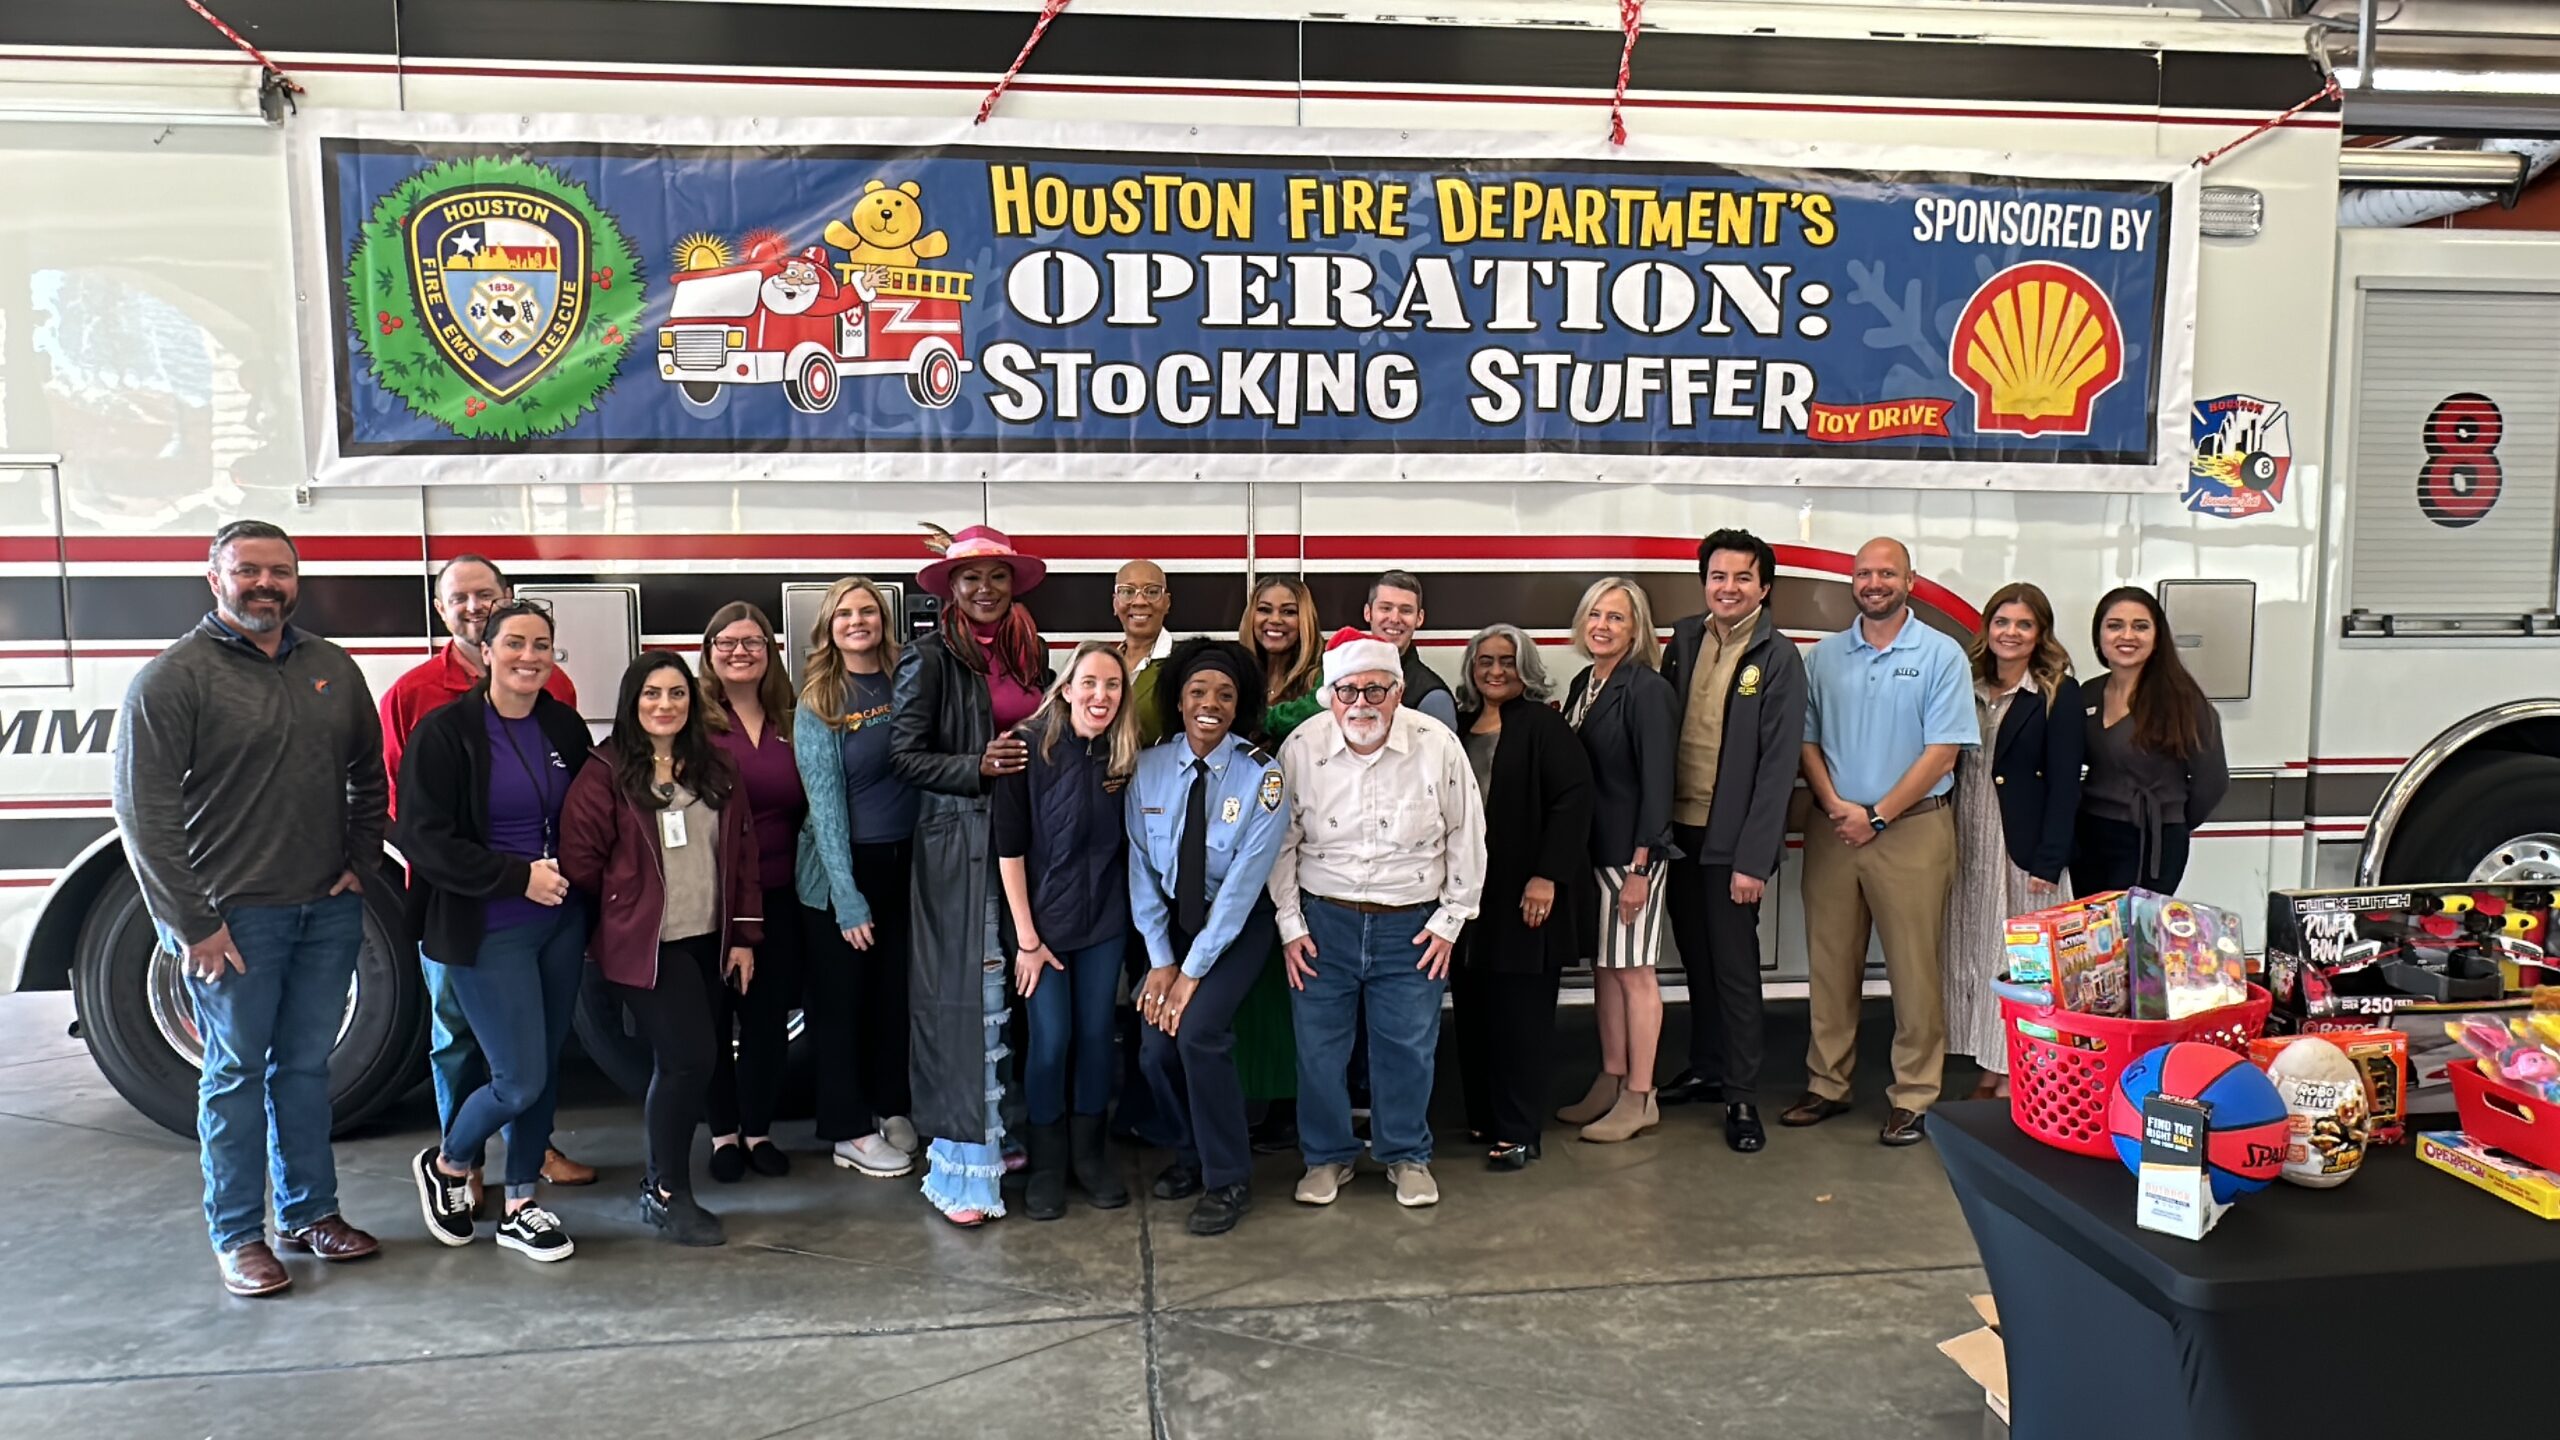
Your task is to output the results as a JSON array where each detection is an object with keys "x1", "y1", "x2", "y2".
[
  {"x1": 994, "y1": 641, "x2": 1140, "y2": 1220},
  {"x1": 1452, "y1": 624, "x2": 1594, "y2": 1170},
  {"x1": 398, "y1": 600, "x2": 595, "y2": 1262},
  {"x1": 2076, "y1": 586, "x2": 2228, "y2": 894}
]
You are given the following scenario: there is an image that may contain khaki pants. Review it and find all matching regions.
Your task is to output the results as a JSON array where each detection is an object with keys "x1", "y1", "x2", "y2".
[{"x1": 1800, "y1": 804, "x2": 1955, "y2": 1114}]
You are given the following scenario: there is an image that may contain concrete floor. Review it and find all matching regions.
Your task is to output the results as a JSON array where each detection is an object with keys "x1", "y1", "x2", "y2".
[{"x1": 0, "y1": 991, "x2": 1991, "y2": 1439}]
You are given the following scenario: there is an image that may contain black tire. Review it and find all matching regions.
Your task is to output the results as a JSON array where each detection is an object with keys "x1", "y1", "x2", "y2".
[
  {"x1": 782, "y1": 352, "x2": 839, "y2": 415},
  {"x1": 69, "y1": 864, "x2": 427, "y2": 1139},
  {"x1": 573, "y1": 964, "x2": 817, "y2": 1118},
  {"x1": 2380, "y1": 750, "x2": 2560, "y2": 884},
  {"x1": 676, "y1": 380, "x2": 731, "y2": 418}
]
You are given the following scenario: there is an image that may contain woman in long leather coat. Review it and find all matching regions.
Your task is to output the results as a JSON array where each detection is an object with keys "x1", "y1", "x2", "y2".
[{"x1": 888, "y1": 526, "x2": 1055, "y2": 1225}]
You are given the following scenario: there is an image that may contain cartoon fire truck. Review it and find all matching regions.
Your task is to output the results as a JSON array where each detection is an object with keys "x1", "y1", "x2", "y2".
[{"x1": 655, "y1": 247, "x2": 971, "y2": 415}]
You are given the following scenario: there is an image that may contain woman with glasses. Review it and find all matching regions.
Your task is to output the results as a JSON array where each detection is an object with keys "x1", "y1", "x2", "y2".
[
  {"x1": 400, "y1": 598, "x2": 594, "y2": 1261},
  {"x1": 1557, "y1": 578, "x2": 1677, "y2": 1145},
  {"x1": 1450, "y1": 625, "x2": 1594, "y2": 1170},
  {"x1": 699, "y1": 602, "x2": 808, "y2": 1183}
]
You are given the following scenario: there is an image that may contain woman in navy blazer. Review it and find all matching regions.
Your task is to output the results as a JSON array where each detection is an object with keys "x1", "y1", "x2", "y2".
[{"x1": 1942, "y1": 582, "x2": 2082, "y2": 1100}]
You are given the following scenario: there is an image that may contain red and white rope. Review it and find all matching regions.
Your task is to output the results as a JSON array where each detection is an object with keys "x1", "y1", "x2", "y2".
[
  {"x1": 2192, "y1": 73, "x2": 2341, "y2": 169},
  {"x1": 184, "y1": 0, "x2": 305, "y2": 93},
  {"x1": 1609, "y1": 0, "x2": 1646, "y2": 146},
  {"x1": 978, "y1": 0, "x2": 1074, "y2": 125}
]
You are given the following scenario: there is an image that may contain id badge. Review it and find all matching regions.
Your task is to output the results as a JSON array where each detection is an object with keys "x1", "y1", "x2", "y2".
[{"x1": 659, "y1": 807, "x2": 688, "y2": 849}]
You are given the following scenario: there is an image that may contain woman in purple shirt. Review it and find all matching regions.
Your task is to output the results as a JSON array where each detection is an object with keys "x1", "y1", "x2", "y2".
[{"x1": 701, "y1": 602, "x2": 809, "y2": 1183}]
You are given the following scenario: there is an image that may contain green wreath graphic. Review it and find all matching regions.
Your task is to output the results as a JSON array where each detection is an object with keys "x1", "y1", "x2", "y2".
[{"x1": 345, "y1": 156, "x2": 645, "y2": 442}]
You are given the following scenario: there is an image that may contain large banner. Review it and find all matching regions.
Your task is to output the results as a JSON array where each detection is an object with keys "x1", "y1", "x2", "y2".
[{"x1": 291, "y1": 112, "x2": 2197, "y2": 489}]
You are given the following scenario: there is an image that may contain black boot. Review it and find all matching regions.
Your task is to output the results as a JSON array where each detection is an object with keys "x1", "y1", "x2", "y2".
[
  {"x1": 1025, "y1": 1122, "x2": 1069, "y2": 1222},
  {"x1": 1070, "y1": 1113, "x2": 1130, "y2": 1210}
]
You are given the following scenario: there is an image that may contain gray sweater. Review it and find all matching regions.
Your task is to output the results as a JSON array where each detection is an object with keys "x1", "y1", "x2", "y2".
[{"x1": 112, "y1": 615, "x2": 387, "y2": 946}]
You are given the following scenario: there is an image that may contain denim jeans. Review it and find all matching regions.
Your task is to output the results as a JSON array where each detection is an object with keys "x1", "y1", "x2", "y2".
[
  {"x1": 437, "y1": 903, "x2": 587, "y2": 1198},
  {"x1": 422, "y1": 958, "x2": 488, "y2": 1145},
  {"x1": 170, "y1": 891, "x2": 363, "y2": 1254},
  {"x1": 1021, "y1": 935, "x2": 1126, "y2": 1126},
  {"x1": 1292, "y1": 899, "x2": 1445, "y2": 1168}
]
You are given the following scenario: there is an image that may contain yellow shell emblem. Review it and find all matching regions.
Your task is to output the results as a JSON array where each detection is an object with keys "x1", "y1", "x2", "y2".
[
  {"x1": 1950, "y1": 261, "x2": 2125, "y2": 438},
  {"x1": 1738, "y1": 664, "x2": 1762, "y2": 697}
]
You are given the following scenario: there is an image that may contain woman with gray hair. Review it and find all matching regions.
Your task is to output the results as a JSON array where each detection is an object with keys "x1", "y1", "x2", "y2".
[{"x1": 1451, "y1": 625, "x2": 1596, "y2": 1169}]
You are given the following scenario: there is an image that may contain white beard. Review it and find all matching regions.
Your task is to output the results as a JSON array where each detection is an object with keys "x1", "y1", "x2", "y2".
[{"x1": 1340, "y1": 707, "x2": 1390, "y2": 747}]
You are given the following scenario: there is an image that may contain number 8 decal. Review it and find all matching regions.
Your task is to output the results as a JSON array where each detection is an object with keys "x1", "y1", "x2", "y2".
[{"x1": 2418, "y1": 393, "x2": 2503, "y2": 528}]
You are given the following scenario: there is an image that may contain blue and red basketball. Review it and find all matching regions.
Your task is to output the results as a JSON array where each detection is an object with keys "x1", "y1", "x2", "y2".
[{"x1": 2106, "y1": 1041, "x2": 2288, "y2": 1202}]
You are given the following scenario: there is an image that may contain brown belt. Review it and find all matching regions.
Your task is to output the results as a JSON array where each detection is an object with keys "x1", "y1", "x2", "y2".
[
  {"x1": 1895, "y1": 795, "x2": 1950, "y2": 819},
  {"x1": 1309, "y1": 894, "x2": 1426, "y2": 916}
]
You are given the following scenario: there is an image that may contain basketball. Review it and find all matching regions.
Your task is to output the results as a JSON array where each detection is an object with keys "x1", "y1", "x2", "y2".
[{"x1": 2107, "y1": 1041, "x2": 2289, "y2": 1202}]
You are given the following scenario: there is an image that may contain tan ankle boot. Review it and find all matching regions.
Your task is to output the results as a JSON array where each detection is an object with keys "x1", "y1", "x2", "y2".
[
  {"x1": 1557, "y1": 1072, "x2": 1622, "y2": 1126},
  {"x1": 1579, "y1": 1088, "x2": 1661, "y2": 1144}
]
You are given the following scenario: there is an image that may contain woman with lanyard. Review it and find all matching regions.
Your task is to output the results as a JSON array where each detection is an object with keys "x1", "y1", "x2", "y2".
[
  {"x1": 1233, "y1": 577, "x2": 1324, "y2": 1154},
  {"x1": 1129, "y1": 638, "x2": 1290, "y2": 1235},
  {"x1": 888, "y1": 525, "x2": 1054, "y2": 1227},
  {"x1": 1556, "y1": 577, "x2": 1678, "y2": 1145},
  {"x1": 794, "y1": 578, "x2": 919, "y2": 1178},
  {"x1": 400, "y1": 599, "x2": 595, "y2": 1261},
  {"x1": 993, "y1": 641, "x2": 1140, "y2": 1221},
  {"x1": 700, "y1": 602, "x2": 808, "y2": 1183},
  {"x1": 559, "y1": 653, "x2": 764, "y2": 1246}
]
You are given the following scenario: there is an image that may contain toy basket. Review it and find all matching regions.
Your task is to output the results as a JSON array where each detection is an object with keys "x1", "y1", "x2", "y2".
[
  {"x1": 1999, "y1": 983, "x2": 2273, "y2": 1158},
  {"x1": 2450, "y1": 1059, "x2": 2560, "y2": 1174}
]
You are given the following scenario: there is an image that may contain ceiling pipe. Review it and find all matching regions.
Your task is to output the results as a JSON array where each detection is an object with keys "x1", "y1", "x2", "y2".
[
  {"x1": 2339, "y1": 146, "x2": 2529, "y2": 188},
  {"x1": 2339, "y1": 136, "x2": 2560, "y2": 226}
]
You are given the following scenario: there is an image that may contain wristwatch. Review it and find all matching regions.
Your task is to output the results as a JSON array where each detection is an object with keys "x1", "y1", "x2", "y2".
[{"x1": 1865, "y1": 805, "x2": 1889, "y2": 834}]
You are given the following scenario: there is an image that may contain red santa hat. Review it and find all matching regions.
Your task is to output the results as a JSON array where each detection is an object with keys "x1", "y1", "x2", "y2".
[{"x1": 1321, "y1": 626, "x2": 1401, "y2": 689}]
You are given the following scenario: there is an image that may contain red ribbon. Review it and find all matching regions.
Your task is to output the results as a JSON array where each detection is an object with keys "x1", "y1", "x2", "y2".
[
  {"x1": 978, "y1": 0, "x2": 1075, "y2": 125},
  {"x1": 1609, "y1": 0, "x2": 1645, "y2": 146},
  {"x1": 184, "y1": 0, "x2": 305, "y2": 93},
  {"x1": 2192, "y1": 73, "x2": 2340, "y2": 170}
]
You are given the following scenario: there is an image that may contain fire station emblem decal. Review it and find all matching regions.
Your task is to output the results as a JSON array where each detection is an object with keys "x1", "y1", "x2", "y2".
[
  {"x1": 347, "y1": 158, "x2": 645, "y2": 440},
  {"x1": 2183, "y1": 393, "x2": 2291, "y2": 520}
]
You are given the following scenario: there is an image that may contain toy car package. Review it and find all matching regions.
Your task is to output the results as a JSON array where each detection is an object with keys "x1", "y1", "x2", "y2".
[{"x1": 2007, "y1": 893, "x2": 2127, "y2": 1017}]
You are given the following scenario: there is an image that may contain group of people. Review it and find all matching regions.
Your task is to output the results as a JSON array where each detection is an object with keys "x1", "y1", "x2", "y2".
[{"x1": 111, "y1": 519, "x2": 2226, "y2": 1296}]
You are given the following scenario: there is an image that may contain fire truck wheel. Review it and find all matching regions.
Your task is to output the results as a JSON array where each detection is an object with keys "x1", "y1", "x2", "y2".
[
  {"x1": 69, "y1": 862, "x2": 427, "y2": 1140},
  {"x1": 676, "y1": 380, "x2": 731, "y2": 418},
  {"x1": 783, "y1": 352, "x2": 839, "y2": 414},
  {"x1": 908, "y1": 343, "x2": 962, "y2": 409},
  {"x1": 2381, "y1": 750, "x2": 2560, "y2": 885}
]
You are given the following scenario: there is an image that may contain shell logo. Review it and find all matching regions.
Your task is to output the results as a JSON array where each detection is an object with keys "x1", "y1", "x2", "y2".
[{"x1": 1949, "y1": 261, "x2": 2126, "y2": 438}]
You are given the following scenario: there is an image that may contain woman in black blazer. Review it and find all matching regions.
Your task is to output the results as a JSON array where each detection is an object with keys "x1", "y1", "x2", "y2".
[
  {"x1": 395, "y1": 599, "x2": 597, "y2": 1261},
  {"x1": 1556, "y1": 577, "x2": 1678, "y2": 1144},
  {"x1": 1940, "y1": 582, "x2": 2083, "y2": 1100},
  {"x1": 1452, "y1": 625, "x2": 1596, "y2": 1170}
]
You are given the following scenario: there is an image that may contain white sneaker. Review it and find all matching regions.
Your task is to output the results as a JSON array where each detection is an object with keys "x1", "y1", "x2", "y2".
[
  {"x1": 1388, "y1": 1162, "x2": 1440, "y2": 1209},
  {"x1": 880, "y1": 1115, "x2": 920, "y2": 1154},
  {"x1": 834, "y1": 1134, "x2": 914, "y2": 1177},
  {"x1": 1294, "y1": 1162, "x2": 1355, "y2": 1206}
]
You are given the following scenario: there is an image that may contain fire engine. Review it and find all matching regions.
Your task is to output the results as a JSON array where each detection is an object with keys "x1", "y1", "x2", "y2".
[{"x1": 656, "y1": 251, "x2": 973, "y2": 415}]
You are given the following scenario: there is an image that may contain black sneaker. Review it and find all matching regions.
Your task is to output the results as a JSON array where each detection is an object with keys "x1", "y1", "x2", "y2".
[
  {"x1": 413, "y1": 1146, "x2": 476, "y2": 1246},
  {"x1": 745, "y1": 1140, "x2": 791, "y2": 1178},
  {"x1": 1187, "y1": 1184, "x2": 1251, "y2": 1237},
  {"x1": 1152, "y1": 1161, "x2": 1203, "y2": 1200},
  {"x1": 709, "y1": 1142, "x2": 747, "y2": 1184},
  {"x1": 640, "y1": 1186, "x2": 727, "y2": 1247},
  {"x1": 495, "y1": 1203, "x2": 576, "y2": 1262}
]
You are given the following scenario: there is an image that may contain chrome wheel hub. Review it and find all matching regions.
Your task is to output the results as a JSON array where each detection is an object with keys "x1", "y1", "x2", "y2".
[{"x1": 2469, "y1": 832, "x2": 2560, "y2": 884}]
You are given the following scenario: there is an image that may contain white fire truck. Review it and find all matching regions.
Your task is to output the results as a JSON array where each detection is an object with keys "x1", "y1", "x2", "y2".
[{"x1": 6, "y1": 0, "x2": 2560, "y2": 1135}]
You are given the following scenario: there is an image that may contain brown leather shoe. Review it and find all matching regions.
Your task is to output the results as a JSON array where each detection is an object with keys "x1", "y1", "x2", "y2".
[
  {"x1": 1879, "y1": 1108, "x2": 1929, "y2": 1147},
  {"x1": 541, "y1": 1149, "x2": 598, "y2": 1186},
  {"x1": 275, "y1": 1215, "x2": 381, "y2": 1261},
  {"x1": 1779, "y1": 1092, "x2": 1854, "y2": 1128},
  {"x1": 219, "y1": 1241, "x2": 291, "y2": 1297}
]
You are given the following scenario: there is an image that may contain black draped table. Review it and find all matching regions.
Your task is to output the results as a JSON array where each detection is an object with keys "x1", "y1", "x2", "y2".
[{"x1": 1930, "y1": 1100, "x2": 2560, "y2": 1439}]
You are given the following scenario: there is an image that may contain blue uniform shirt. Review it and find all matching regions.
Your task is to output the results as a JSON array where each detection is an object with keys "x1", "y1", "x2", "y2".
[
  {"x1": 1803, "y1": 612, "x2": 1976, "y2": 808},
  {"x1": 1126, "y1": 734, "x2": 1290, "y2": 978}
]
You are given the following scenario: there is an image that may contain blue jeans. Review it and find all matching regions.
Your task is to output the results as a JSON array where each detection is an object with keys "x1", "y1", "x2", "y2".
[
  {"x1": 436, "y1": 904, "x2": 587, "y2": 1198},
  {"x1": 171, "y1": 891, "x2": 363, "y2": 1254},
  {"x1": 1292, "y1": 899, "x2": 1445, "y2": 1167},
  {"x1": 1022, "y1": 935, "x2": 1126, "y2": 1125},
  {"x1": 422, "y1": 958, "x2": 487, "y2": 1143}
]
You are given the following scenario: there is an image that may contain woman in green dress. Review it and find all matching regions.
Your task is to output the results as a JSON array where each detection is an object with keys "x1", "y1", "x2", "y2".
[{"x1": 1234, "y1": 576, "x2": 1324, "y2": 1147}]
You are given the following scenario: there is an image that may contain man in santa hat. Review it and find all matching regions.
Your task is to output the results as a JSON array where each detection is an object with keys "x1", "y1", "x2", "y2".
[{"x1": 1267, "y1": 628, "x2": 1486, "y2": 1211}]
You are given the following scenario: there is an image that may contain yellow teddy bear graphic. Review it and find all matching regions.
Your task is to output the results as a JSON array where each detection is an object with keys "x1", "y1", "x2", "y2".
[{"x1": 824, "y1": 179, "x2": 950, "y2": 271}]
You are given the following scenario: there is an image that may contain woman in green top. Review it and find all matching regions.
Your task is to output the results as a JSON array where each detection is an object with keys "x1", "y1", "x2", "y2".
[{"x1": 1233, "y1": 575, "x2": 1325, "y2": 1144}]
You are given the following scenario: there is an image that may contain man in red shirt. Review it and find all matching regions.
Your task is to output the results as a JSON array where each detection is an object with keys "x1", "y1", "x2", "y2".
[{"x1": 379, "y1": 554, "x2": 595, "y2": 1191}]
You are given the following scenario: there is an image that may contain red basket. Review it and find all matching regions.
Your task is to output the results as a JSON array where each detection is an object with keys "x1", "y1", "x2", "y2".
[
  {"x1": 2449, "y1": 1060, "x2": 2560, "y2": 1174},
  {"x1": 1999, "y1": 983, "x2": 2273, "y2": 1158}
]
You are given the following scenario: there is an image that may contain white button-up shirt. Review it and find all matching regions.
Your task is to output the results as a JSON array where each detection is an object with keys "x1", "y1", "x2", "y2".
[{"x1": 1268, "y1": 706, "x2": 1487, "y2": 945}]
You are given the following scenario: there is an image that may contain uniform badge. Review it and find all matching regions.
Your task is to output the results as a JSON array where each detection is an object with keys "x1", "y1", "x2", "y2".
[
  {"x1": 1258, "y1": 768, "x2": 1284, "y2": 812},
  {"x1": 1738, "y1": 665, "x2": 1761, "y2": 697},
  {"x1": 1222, "y1": 796, "x2": 1242, "y2": 824}
]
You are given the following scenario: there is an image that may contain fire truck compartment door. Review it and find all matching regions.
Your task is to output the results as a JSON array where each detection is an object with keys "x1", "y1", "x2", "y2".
[
  {"x1": 515, "y1": 583, "x2": 640, "y2": 728},
  {"x1": 2159, "y1": 578, "x2": 2255, "y2": 702},
  {"x1": 837, "y1": 308, "x2": 867, "y2": 359},
  {"x1": 779, "y1": 581, "x2": 906, "y2": 687},
  {"x1": 0, "y1": 455, "x2": 70, "y2": 690}
]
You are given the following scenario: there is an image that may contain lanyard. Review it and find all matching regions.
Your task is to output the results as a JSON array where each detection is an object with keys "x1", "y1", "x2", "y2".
[{"x1": 494, "y1": 711, "x2": 560, "y2": 860}]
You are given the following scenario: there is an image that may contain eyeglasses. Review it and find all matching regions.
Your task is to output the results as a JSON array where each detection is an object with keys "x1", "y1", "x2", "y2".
[
  {"x1": 1112, "y1": 585, "x2": 1168, "y2": 601},
  {"x1": 710, "y1": 636, "x2": 769, "y2": 655},
  {"x1": 1330, "y1": 682, "x2": 1396, "y2": 705}
]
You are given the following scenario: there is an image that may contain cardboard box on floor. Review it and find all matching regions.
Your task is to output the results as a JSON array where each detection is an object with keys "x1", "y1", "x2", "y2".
[{"x1": 1938, "y1": 1294, "x2": 2009, "y2": 1439}]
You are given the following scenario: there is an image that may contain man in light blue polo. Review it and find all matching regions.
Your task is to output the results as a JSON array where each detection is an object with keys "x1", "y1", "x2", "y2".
[{"x1": 1783, "y1": 537, "x2": 1974, "y2": 1147}]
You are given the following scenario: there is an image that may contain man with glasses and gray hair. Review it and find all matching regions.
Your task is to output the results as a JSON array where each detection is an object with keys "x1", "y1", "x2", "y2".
[
  {"x1": 1268, "y1": 627, "x2": 1485, "y2": 1211},
  {"x1": 1112, "y1": 559, "x2": 1174, "y2": 744}
]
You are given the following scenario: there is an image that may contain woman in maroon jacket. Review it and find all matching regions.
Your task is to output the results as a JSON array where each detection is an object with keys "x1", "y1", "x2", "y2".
[{"x1": 560, "y1": 652, "x2": 763, "y2": 1247}]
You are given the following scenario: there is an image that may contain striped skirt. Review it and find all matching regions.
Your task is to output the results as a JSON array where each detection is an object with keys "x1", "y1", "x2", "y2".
[{"x1": 1592, "y1": 865, "x2": 1669, "y2": 970}]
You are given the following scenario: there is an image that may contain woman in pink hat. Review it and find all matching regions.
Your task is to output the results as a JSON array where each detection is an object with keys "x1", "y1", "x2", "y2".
[{"x1": 887, "y1": 525, "x2": 1055, "y2": 1224}]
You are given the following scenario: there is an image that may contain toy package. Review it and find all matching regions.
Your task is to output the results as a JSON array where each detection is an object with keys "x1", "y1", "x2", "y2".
[
  {"x1": 2121, "y1": 888, "x2": 2249, "y2": 1020},
  {"x1": 2443, "y1": 991, "x2": 2560, "y2": 1104},
  {"x1": 2265, "y1": 884, "x2": 2551, "y2": 1020},
  {"x1": 2006, "y1": 893, "x2": 2127, "y2": 1016},
  {"x1": 2416, "y1": 1130, "x2": 2560, "y2": 1221},
  {"x1": 2252, "y1": 1026, "x2": 2409, "y2": 1150}
]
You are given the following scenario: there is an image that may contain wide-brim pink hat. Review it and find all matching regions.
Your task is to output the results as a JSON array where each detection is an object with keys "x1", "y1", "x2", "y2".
[{"x1": 918, "y1": 524, "x2": 1048, "y2": 599}]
